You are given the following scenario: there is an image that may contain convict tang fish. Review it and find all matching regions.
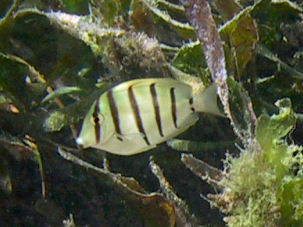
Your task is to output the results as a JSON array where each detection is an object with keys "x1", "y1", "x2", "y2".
[{"x1": 76, "y1": 78, "x2": 222, "y2": 155}]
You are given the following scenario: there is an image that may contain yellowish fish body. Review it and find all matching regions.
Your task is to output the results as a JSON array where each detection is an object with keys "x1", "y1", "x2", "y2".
[{"x1": 76, "y1": 78, "x2": 221, "y2": 155}]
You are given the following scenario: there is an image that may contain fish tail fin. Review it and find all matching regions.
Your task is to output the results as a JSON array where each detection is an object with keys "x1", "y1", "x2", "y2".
[{"x1": 192, "y1": 83, "x2": 225, "y2": 117}]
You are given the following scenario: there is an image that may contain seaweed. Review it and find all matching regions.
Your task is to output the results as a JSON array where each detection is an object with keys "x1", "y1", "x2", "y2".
[{"x1": 1, "y1": 0, "x2": 303, "y2": 226}]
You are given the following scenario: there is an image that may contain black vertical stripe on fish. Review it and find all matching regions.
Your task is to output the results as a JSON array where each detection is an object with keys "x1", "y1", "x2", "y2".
[
  {"x1": 189, "y1": 97, "x2": 193, "y2": 105},
  {"x1": 189, "y1": 97, "x2": 195, "y2": 112},
  {"x1": 150, "y1": 83, "x2": 164, "y2": 137},
  {"x1": 107, "y1": 90, "x2": 123, "y2": 141},
  {"x1": 170, "y1": 87, "x2": 178, "y2": 128},
  {"x1": 93, "y1": 100, "x2": 101, "y2": 143},
  {"x1": 128, "y1": 85, "x2": 150, "y2": 145}
]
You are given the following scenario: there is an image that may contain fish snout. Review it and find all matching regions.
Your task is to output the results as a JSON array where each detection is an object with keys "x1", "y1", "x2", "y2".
[{"x1": 76, "y1": 137, "x2": 88, "y2": 149}]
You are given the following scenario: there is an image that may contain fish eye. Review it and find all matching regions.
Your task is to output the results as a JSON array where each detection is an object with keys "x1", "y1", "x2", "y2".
[
  {"x1": 90, "y1": 114, "x2": 103, "y2": 125},
  {"x1": 94, "y1": 116, "x2": 100, "y2": 123}
]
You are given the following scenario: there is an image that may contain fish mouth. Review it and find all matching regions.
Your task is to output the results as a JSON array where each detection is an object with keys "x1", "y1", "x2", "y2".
[
  {"x1": 76, "y1": 137, "x2": 87, "y2": 149},
  {"x1": 76, "y1": 137, "x2": 83, "y2": 144}
]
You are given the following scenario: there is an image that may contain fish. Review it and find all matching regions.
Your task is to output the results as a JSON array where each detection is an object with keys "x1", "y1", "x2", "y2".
[{"x1": 76, "y1": 78, "x2": 222, "y2": 155}]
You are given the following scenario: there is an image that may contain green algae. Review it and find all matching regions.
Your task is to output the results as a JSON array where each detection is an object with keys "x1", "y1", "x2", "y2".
[{"x1": 211, "y1": 99, "x2": 303, "y2": 226}]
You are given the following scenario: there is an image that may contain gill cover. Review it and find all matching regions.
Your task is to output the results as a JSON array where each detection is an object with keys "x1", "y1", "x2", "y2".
[{"x1": 76, "y1": 100, "x2": 103, "y2": 148}]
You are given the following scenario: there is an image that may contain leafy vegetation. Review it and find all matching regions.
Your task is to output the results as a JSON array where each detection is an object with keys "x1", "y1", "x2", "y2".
[{"x1": 1, "y1": 0, "x2": 303, "y2": 226}]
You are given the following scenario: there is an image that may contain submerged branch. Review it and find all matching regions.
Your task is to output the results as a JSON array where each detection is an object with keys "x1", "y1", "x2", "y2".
[
  {"x1": 181, "y1": 0, "x2": 232, "y2": 135},
  {"x1": 181, "y1": 0, "x2": 257, "y2": 143},
  {"x1": 149, "y1": 158, "x2": 200, "y2": 226},
  {"x1": 58, "y1": 147, "x2": 185, "y2": 226},
  {"x1": 181, "y1": 154, "x2": 224, "y2": 188}
]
